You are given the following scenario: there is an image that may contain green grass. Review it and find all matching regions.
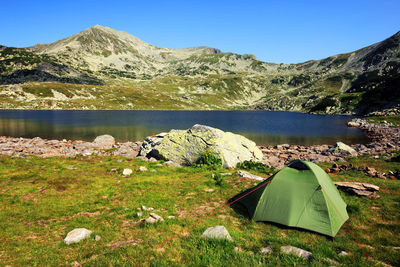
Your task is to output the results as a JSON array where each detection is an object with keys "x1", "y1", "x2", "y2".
[
  {"x1": 0, "y1": 154, "x2": 399, "y2": 266},
  {"x1": 366, "y1": 115, "x2": 400, "y2": 127}
]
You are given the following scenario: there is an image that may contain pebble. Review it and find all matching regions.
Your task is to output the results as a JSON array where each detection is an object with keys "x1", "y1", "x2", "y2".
[
  {"x1": 259, "y1": 246, "x2": 272, "y2": 255},
  {"x1": 122, "y1": 168, "x2": 133, "y2": 176},
  {"x1": 338, "y1": 250, "x2": 349, "y2": 256},
  {"x1": 139, "y1": 166, "x2": 147, "y2": 172}
]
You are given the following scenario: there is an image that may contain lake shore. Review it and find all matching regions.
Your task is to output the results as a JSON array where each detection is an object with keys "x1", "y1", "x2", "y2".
[{"x1": 0, "y1": 118, "x2": 398, "y2": 169}]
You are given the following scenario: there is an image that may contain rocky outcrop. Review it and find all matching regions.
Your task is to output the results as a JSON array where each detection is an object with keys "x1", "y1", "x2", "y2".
[
  {"x1": 334, "y1": 181, "x2": 380, "y2": 198},
  {"x1": 139, "y1": 124, "x2": 263, "y2": 168}
]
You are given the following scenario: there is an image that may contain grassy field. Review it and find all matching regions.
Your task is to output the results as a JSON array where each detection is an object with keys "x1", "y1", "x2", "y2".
[{"x1": 0, "y1": 153, "x2": 399, "y2": 266}]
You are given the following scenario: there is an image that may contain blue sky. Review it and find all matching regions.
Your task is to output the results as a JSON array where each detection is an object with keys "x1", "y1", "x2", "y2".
[{"x1": 1, "y1": 0, "x2": 399, "y2": 63}]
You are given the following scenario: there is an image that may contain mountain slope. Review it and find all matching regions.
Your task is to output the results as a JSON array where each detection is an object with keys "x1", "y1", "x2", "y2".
[{"x1": 0, "y1": 26, "x2": 399, "y2": 114}]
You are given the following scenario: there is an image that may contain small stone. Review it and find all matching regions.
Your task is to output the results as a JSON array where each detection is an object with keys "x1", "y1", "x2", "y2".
[
  {"x1": 204, "y1": 188, "x2": 215, "y2": 192},
  {"x1": 93, "y1": 135, "x2": 115, "y2": 149},
  {"x1": 145, "y1": 217, "x2": 157, "y2": 224},
  {"x1": 234, "y1": 247, "x2": 243, "y2": 253},
  {"x1": 95, "y1": 235, "x2": 101, "y2": 241},
  {"x1": 137, "y1": 212, "x2": 143, "y2": 217},
  {"x1": 280, "y1": 245, "x2": 312, "y2": 260},
  {"x1": 167, "y1": 215, "x2": 175, "y2": 219},
  {"x1": 201, "y1": 225, "x2": 233, "y2": 241},
  {"x1": 149, "y1": 213, "x2": 164, "y2": 221},
  {"x1": 122, "y1": 168, "x2": 133, "y2": 176},
  {"x1": 144, "y1": 213, "x2": 164, "y2": 224},
  {"x1": 259, "y1": 246, "x2": 272, "y2": 255},
  {"x1": 324, "y1": 258, "x2": 339, "y2": 266},
  {"x1": 64, "y1": 228, "x2": 92, "y2": 245},
  {"x1": 338, "y1": 250, "x2": 349, "y2": 256},
  {"x1": 163, "y1": 161, "x2": 182, "y2": 167},
  {"x1": 141, "y1": 205, "x2": 146, "y2": 211},
  {"x1": 149, "y1": 157, "x2": 157, "y2": 162},
  {"x1": 147, "y1": 207, "x2": 154, "y2": 211},
  {"x1": 236, "y1": 170, "x2": 265, "y2": 181},
  {"x1": 139, "y1": 166, "x2": 147, "y2": 171}
]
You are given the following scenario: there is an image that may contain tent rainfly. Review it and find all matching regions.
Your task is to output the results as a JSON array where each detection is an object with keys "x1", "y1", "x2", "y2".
[{"x1": 232, "y1": 160, "x2": 349, "y2": 237}]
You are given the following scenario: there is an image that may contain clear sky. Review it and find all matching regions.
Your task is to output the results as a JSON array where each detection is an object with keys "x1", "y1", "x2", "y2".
[{"x1": 1, "y1": 0, "x2": 399, "y2": 63}]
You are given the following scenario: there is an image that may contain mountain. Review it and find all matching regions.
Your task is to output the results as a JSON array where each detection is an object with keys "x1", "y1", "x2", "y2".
[{"x1": 0, "y1": 25, "x2": 399, "y2": 114}]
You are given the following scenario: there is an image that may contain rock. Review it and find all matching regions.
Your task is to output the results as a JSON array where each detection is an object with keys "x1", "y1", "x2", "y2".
[
  {"x1": 338, "y1": 250, "x2": 349, "y2": 257},
  {"x1": 236, "y1": 170, "x2": 265, "y2": 181},
  {"x1": 201, "y1": 225, "x2": 233, "y2": 241},
  {"x1": 234, "y1": 247, "x2": 243, "y2": 253},
  {"x1": 139, "y1": 124, "x2": 263, "y2": 168},
  {"x1": 334, "y1": 181, "x2": 380, "y2": 198},
  {"x1": 93, "y1": 135, "x2": 115, "y2": 149},
  {"x1": 95, "y1": 235, "x2": 101, "y2": 241},
  {"x1": 122, "y1": 168, "x2": 133, "y2": 176},
  {"x1": 259, "y1": 246, "x2": 272, "y2": 255},
  {"x1": 347, "y1": 121, "x2": 361, "y2": 127},
  {"x1": 163, "y1": 160, "x2": 182, "y2": 167},
  {"x1": 324, "y1": 258, "x2": 339, "y2": 266},
  {"x1": 141, "y1": 205, "x2": 147, "y2": 211},
  {"x1": 136, "y1": 212, "x2": 143, "y2": 217},
  {"x1": 331, "y1": 142, "x2": 358, "y2": 157},
  {"x1": 64, "y1": 228, "x2": 93, "y2": 245},
  {"x1": 280, "y1": 245, "x2": 312, "y2": 260},
  {"x1": 144, "y1": 213, "x2": 164, "y2": 224},
  {"x1": 145, "y1": 216, "x2": 157, "y2": 224},
  {"x1": 139, "y1": 166, "x2": 147, "y2": 172}
]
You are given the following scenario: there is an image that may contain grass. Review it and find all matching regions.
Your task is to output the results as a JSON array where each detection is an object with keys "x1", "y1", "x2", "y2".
[
  {"x1": 366, "y1": 115, "x2": 400, "y2": 127},
  {"x1": 0, "y1": 153, "x2": 399, "y2": 266}
]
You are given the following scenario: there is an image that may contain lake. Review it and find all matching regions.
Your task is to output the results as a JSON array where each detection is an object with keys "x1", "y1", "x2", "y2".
[{"x1": 0, "y1": 110, "x2": 369, "y2": 146}]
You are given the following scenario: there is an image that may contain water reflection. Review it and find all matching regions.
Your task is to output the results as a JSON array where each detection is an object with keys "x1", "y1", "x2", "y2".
[{"x1": 0, "y1": 110, "x2": 369, "y2": 145}]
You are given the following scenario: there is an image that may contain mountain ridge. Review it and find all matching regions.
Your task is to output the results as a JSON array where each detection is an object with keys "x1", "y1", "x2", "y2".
[{"x1": 0, "y1": 25, "x2": 399, "y2": 114}]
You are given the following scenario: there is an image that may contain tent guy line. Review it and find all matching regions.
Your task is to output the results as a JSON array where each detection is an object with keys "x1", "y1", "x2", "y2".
[
  {"x1": 321, "y1": 187, "x2": 373, "y2": 265},
  {"x1": 157, "y1": 176, "x2": 273, "y2": 249}
]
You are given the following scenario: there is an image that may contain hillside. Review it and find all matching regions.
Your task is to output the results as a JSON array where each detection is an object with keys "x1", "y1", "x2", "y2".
[{"x1": 0, "y1": 25, "x2": 399, "y2": 114}]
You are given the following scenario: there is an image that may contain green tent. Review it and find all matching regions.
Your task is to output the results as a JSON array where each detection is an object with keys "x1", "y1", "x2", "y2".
[{"x1": 232, "y1": 160, "x2": 349, "y2": 237}]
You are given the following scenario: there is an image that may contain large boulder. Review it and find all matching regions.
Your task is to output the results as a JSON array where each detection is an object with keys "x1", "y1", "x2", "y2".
[
  {"x1": 139, "y1": 125, "x2": 263, "y2": 168},
  {"x1": 330, "y1": 142, "x2": 358, "y2": 157}
]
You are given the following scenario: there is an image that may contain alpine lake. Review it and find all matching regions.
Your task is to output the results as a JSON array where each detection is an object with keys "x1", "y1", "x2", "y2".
[{"x1": 0, "y1": 110, "x2": 368, "y2": 145}]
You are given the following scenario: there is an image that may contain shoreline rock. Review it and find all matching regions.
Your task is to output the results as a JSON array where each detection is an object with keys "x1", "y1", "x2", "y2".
[{"x1": 0, "y1": 119, "x2": 398, "y2": 169}]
